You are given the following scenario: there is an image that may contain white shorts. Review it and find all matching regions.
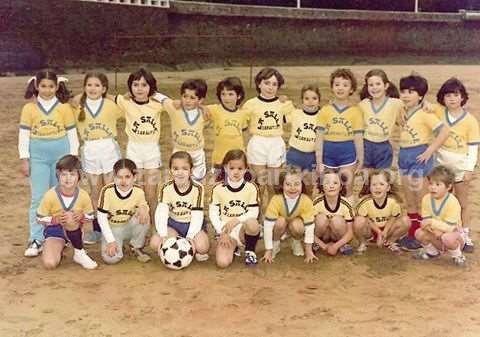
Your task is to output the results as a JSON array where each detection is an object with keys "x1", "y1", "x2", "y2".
[
  {"x1": 127, "y1": 141, "x2": 162, "y2": 170},
  {"x1": 81, "y1": 138, "x2": 121, "y2": 175},
  {"x1": 247, "y1": 135, "x2": 285, "y2": 167},
  {"x1": 229, "y1": 222, "x2": 244, "y2": 247},
  {"x1": 173, "y1": 148, "x2": 206, "y2": 180},
  {"x1": 435, "y1": 148, "x2": 468, "y2": 182}
]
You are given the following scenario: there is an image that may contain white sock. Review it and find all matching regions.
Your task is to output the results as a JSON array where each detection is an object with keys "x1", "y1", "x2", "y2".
[
  {"x1": 424, "y1": 243, "x2": 439, "y2": 256},
  {"x1": 448, "y1": 247, "x2": 462, "y2": 258}
]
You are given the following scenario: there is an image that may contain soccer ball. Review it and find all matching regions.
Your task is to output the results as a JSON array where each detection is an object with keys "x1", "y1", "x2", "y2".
[{"x1": 159, "y1": 236, "x2": 194, "y2": 270}]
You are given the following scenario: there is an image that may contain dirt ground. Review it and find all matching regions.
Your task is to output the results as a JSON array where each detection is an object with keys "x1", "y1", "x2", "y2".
[{"x1": 1, "y1": 65, "x2": 480, "y2": 337}]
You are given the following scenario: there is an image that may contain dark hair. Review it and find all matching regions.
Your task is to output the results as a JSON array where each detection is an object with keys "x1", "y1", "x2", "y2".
[
  {"x1": 56, "y1": 155, "x2": 82, "y2": 180},
  {"x1": 330, "y1": 68, "x2": 357, "y2": 94},
  {"x1": 113, "y1": 159, "x2": 137, "y2": 176},
  {"x1": 428, "y1": 165, "x2": 455, "y2": 187},
  {"x1": 359, "y1": 169, "x2": 402, "y2": 201},
  {"x1": 169, "y1": 151, "x2": 193, "y2": 169},
  {"x1": 216, "y1": 77, "x2": 245, "y2": 106},
  {"x1": 359, "y1": 69, "x2": 399, "y2": 100},
  {"x1": 127, "y1": 68, "x2": 157, "y2": 98},
  {"x1": 78, "y1": 72, "x2": 109, "y2": 122},
  {"x1": 216, "y1": 149, "x2": 252, "y2": 182},
  {"x1": 301, "y1": 84, "x2": 321, "y2": 102},
  {"x1": 24, "y1": 70, "x2": 71, "y2": 103},
  {"x1": 436, "y1": 77, "x2": 469, "y2": 107},
  {"x1": 317, "y1": 168, "x2": 347, "y2": 197},
  {"x1": 181, "y1": 79, "x2": 208, "y2": 99},
  {"x1": 399, "y1": 74, "x2": 428, "y2": 99},
  {"x1": 275, "y1": 166, "x2": 307, "y2": 195},
  {"x1": 254, "y1": 67, "x2": 285, "y2": 94}
]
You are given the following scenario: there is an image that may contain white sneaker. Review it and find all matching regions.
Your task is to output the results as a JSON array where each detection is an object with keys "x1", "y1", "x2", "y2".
[
  {"x1": 195, "y1": 253, "x2": 209, "y2": 262},
  {"x1": 357, "y1": 242, "x2": 368, "y2": 253},
  {"x1": 290, "y1": 239, "x2": 304, "y2": 257},
  {"x1": 272, "y1": 240, "x2": 281, "y2": 258},
  {"x1": 73, "y1": 249, "x2": 98, "y2": 269},
  {"x1": 24, "y1": 240, "x2": 43, "y2": 257}
]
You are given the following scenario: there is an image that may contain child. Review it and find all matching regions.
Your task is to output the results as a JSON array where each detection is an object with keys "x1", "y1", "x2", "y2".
[
  {"x1": 414, "y1": 166, "x2": 467, "y2": 266},
  {"x1": 262, "y1": 166, "x2": 316, "y2": 264},
  {"x1": 312, "y1": 169, "x2": 354, "y2": 257},
  {"x1": 150, "y1": 151, "x2": 210, "y2": 262},
  {"x1": 243, "y1": 67, "x2": 296, "y2": 205},
  {"x1": 434, "y1": 78, "x2": 479, "y2": 252},
  {"x1": 315, "y1": 68, "x2": 364, "y2": 203},
  {"x1": 209, "y1": 149, "x2": 261, "y2": 267},
  {"x1": 37, "y1": 155, "x2": 97, "y2": 269},
  {"x1": 20, "y1": 71, "x2": 79, "y2": 257},
  {"x1": 74, "y1": 72, "x2": 123, "y2": 244},
  {"x1": 97, "y1": 159, "x2": 151, "y2": 264},
  {"x1": 285, "y1": 84, "x2": 321, "y2": 195},
  {"x1": 155, "y1": 79, "x2": 208, "y2": 181},
  {"x1": 397, "y1": 74, "x2": 449, "y2": 251},
  {"x1": 353, "y1": 169, "x2": 409, "y2": 253}
]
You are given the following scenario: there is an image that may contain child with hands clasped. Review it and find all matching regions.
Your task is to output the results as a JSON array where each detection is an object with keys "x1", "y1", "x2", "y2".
[
  {"x1": 209, "y1": 150, "x2": 261, "y2": 267},
  {"x1": 150, "y1": 151, "x2": 210, "y2": 262},
  {"x1": 353, "y1": 170, "x2": 409, "y2": 253},
  {"x1": 20, "y1": 71, "x2": 79, "y2": 257},
  {"x1": 414, "y1": 166, "x2": 467, "y2": 266},
  {"x1": 97, "y1": 159, "x2": 151, "y2": 264},
  {"x1": 262, "y1": 166, "x2": 316, "y2": 264},
  {"x1": 37, "y1": 155, "x2": 97, "y2": 269}
]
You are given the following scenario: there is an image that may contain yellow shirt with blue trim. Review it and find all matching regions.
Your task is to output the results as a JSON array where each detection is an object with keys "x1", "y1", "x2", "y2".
[
  {"x1": 97, "y1": 183, "x2": 149, "y2": 227},
  {"x1": 313, "y1": 195, "x2": 354, "y2": 222},
  {"x1": 37, "y1": 186, "x2": 94, "y2": 219},
  {"x1": 115, "y1": 95, "x2": 163, "y2": 143},
  {"x1": 356, "y1": 195, "x2": 401, "y2": 228},
  {"x1": 421, "y1": 192, "x2": 462, "y2": 232},
  {"x1": 75, "y1": 98, "x2": 124, "y2": 141},
  {"x1": 243, "y1": 96, "x2": 295, "y2": 137},
  {"x1": 434, "y1": 106, "x2": 480, "y2": 155},
  {"x1": 211, "y1": 181, "x2": 260, "y2": 223},
  {"x1": 208, "y1": 104, "x2": 249, "y2": 165},
  {"x1": 318, "y1": 104, "x2": 363, "y2": 142},
  {"x1": 400, "y1": 104, "x2": 444, "y2": 148},
  {"x1": 286, "y1": 108, "x2": 320, "y2": 152},
  {"x1": 265, "y1": 194, "x2": 314, "y2": 225},
  {"x1": 358, "y1": 97, "x2": 404, "y2": 143},
  {"x1": 158, "y1": 180, "x2": 204, "y2": 223},
  {"x1": 20, "y1": 100, "x2": 76, "y2": 139}
]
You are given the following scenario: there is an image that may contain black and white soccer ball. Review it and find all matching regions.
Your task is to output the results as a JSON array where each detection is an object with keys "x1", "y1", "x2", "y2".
[{"x1": 159, "y1": 236, "x2": 194, "y2": 270}]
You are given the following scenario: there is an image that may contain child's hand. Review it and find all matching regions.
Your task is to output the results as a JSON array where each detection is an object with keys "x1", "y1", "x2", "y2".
[
  {"x1": 200, "y1": 105, "x2": 211, "y2": 121},
  {"x1": 316, "y1": 163, "x2": 325, "y2": 176},
  {"x1": 421, "y1": 101, "x2": 435, "y2": 114},
  {"x1": 278, "y1": 95, "x2": 289, "y2": 103},
  {"x1": 223, "y1": 219, "x2": 240, "y2": 234},
  {"x1": 21, "y1": 159, "x2": 30, "y2": 177},
  {"x1": 433, "y1": 229, "x2": 443, "y2": 239},
  {"x1": 219, "y1": 233, "x2": 234, "y2": 249},
  {"x1": 70, "y1": 94, "x2": 82, "y2": 108},
  {"x1": 57, "y1": 211, "x2": 69, "y2": 226},
  {"x1": 354, "y1": 161, "x2": 364, "y2": 175},
  {"x1": 64, "y1": 211, "x2": 77, "y2": 231},
  {"x1": 123, "y1": 92, "x2": 132, "y2": 100},
  {"x1": 71, "y1": 209, "x2": 84, "y2": 224},
  {"x1": 416, "y1": 149, "x2": 433, "y2": 164},
  {"x1": 376, "y1": 232, "x2": 384, "y2": 248},
  {"x1": 261, "y1": 250, "x2": 273, "y2": 264},
  {"x1": 106, "y1": 242, "x2": 118, "y2": 257},
  {"x1": 173, "y1": 100, "x2": 181, "y2": 109},
  {"x1": 326, "y1": 243, "x2": 338, "y2": 256},
  {"x1": 304, "y1": 249, "x2": 318, "y2": 264},
  {"x1": 136, "y1": 207, "x2": 150, "y2": 225}
]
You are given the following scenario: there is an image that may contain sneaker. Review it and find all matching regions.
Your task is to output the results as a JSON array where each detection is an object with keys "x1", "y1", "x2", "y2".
[
  {"x1": 312, "y1": 242, "x2": 320, "y2": 253},
  {"x1": 339, "y1": 244, "x2": 353, "y2": 256},
  {"x1": 463, "y1": 228, "x2": 474, "y2": 253},
  {"x1": 130, "y1": 246, "x2": 151, "y2": 263},
  {"x1": 73, "y1": 249, "x2": 98, "y2": 269},
  {"x1": 414, "y1": 249, "x2": 439, "y2": 260},
  {"x1": 398, "y1": 237, "x2": 422, "y2": 251},
  {"x1": 290, "y1": 239, "x2": 304, "y2": 257},
  {"x1": 244, "y1": 251, "x2": 257, "y2": 265},
  {"x1": 357, "y1": 242, "x2": 367, "y2": 253},
  {"x1": 233, "y1": 246, "x2": 242, "y2": 257},
  {"x1": 386, "y1": 242, "x2": 401, "y2": 253},
  {"x1": 24, "y1": 240, "x2": 43, "y2": 257},
  {"x1": 195, "y1": 253, "x2": 209, "y2": 262},
  {"x1": 452, "y1": 254, "x2": 466, "y2": 267},
  {"x1": 83, "y1": 231, "x2": 102, "y2": 245},
  {"x1": 272, "y1": 240, "x2": 281, "y2": 258}
]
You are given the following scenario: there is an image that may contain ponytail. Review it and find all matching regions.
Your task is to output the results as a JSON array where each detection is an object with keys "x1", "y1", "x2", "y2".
[
  {"x1": 78, "y1": 93, "x2": 87, "y2": 122},
  {"x1": 23, "y1": 71, "x2": 71, "y2": 103}
]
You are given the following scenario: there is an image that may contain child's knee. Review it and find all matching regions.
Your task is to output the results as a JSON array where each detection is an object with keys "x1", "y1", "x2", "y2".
[
  {"x1": 353, "y1": 216, "x2": 367, "y2": 231},
  {"x1": 441, "y1": 233, "x2": 460, "y2": 249},
  {"x1": 415, "y1": 228, "x2": 427, "y2": 242},
  {"x1": 216, "y1": 253, "x2": 233, "y2": 269},
  {"x1": 194, "y1": 234, "x2": 210, "y2": 254},
  {"x1": 275, "y1": 217, "x2": 287, "y2": 231},
  {"x1": 149, "y1": 234, "x2": 161, "y2": 252},
  {"x1": 244, "y1": 219, "x2": 260, "y2": 235},
  {"x1": 42, "y1": 256, "x2": 60, "y2": 270},
  {"x1": 289, "y1": 218, "x2": 304, "y2": 238}
]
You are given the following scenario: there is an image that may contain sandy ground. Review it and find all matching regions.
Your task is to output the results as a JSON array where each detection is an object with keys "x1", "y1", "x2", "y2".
[{"x1": 1, "y1": 65, "x2": 480, "y2": 337}]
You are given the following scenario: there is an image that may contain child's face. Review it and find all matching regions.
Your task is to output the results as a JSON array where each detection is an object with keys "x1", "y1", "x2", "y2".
[
  {"x1": 444, "y1": 92, "x2": 463, "y2": 110},
  {"x1": 170, "y1": 158, "x2": 192, "y2": 185},
  {"x1": 302, "y1": 90, "x2": 320, "y2": 110},
  {"x1": 220, "y1": 88, "x2": 240, "y2": 109},
  {"x1": 85, "y1": 77, "x2": 106, "y2": 100},
  {"x1": 131, "y1": 77, "x2": 150, "y2": 102},
  {"x1": 181, "y1": 89, "x2": 202, "y2": 110},
  {"x1": 400, "y1": 89, "x2": 422, "y2": 108},
  {"x1": 37, "y1": 79, "x2": 58, "y2": 100},
  {"x1": 115, "y1": 168, "x2": 135, "y2": 192},
  {"x1": 58, "y1": 169, "x2": 79, "y2": 191},
  {"x1": 258, "y1": 75, "x2": 279, "y2": 99},
  {"x1": 283, "y1": 174, "x2": 303, "y2": 199},
  {"x1": 323, "y1": 173, "x2": 341, "y2": 197},
  {"x1": 367, "y1": 76, "x2": 388, "y2": 100},
  {"x1": 225, "y1": 159, "x2": 246, "y2": 183},
  {"x1": 332, "y1": 77, "x2": 353, "y2": 100},
  {"x1": 428, "y1": 179, "x2": 450, "y2": 199},
  {"x1": 370, "y1": 174, "x2": 390, "y2": 199}
]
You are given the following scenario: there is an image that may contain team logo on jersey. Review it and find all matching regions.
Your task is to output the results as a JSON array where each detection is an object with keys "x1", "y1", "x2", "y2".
[
  {"x1": 447, "y1": 130, "x2": 464, "y2": 150},
  {"x1": 173, "y1": 129, "x2": 202, "y2": 148},
  {"x1": 109, "y1": 209, "x2": 136, "y2": 224},
  {"x1": 367, "y1": 117, "x2": 389, "y2": 137},
  {"x1": 85, "y1": 123, "x2": 114, "y2": 139},
  {"x1": 223, "y1": 199, "x2": 248, "y2": 217},
  {"x1": 170, "y1": 201, "x2": 193, "y2": 217},
  {"x1": 294, "y1": 123, "x2": 317, "y2": 142},
  {"x1": 403, "y1": 125, "x2": 420, "y2": 145},
  {"x1": 132, "y1": 116, "x2": 158, "y2": 135},
  {"x1": 258, "y1": 111, "x2": 280, "y2": 130},
  {"x1": 32, "y1": 119, "x2": 64, "y2": 136}
]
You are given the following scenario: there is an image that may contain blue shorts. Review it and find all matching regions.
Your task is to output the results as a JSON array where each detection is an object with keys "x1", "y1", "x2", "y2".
[
  {"x1": 286, "y1": 147, "x2": 316, "y2": 171},
  {"x1": 323, "y1": 140, "x2": 356, "y2": 168},
  {"x1": 364, "y1": 140, "x2": 393, "y2": 169},
  {"x1": 44, "y1": 224, "x2": 67, "y2": 241},
  {"x1": 398, "y1": 145, "x2": 433, "y2": 177},
  {"x1": 168, "y1": 218, "x2": 208, "y2": 238}
]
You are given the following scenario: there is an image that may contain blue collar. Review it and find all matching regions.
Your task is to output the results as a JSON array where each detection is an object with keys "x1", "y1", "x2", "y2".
[
  {"x1": 430, "y1": 192, "x2": 450, "y2": 217},
  {"x1": 445, "y1": 107, "x2": 467, "y2": 127},
  {"x1": 55, "y1": 186, "x2": 79, "y2": 211},
  {"x1": 36, "y1": 99, "x2": 60, "y2": 115},
  {"x1": 332, "y1": 103, "x2": 349, "y2": 113},
  {"x1": 86, "y1": 98, "x2": 104, "y2": 118},
  {"x1": 369, "y1": 97, "x2": 389, "y2": 114}
]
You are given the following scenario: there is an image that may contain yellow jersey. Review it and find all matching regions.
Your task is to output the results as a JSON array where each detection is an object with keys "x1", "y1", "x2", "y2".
[
  {"x1": 356, "y1": 195, "x2": 401, "y2": 228},
  {"x1": 421, "y1": 192, "x2": 461, "y2": 232},
  {"x1": 37, "y1": 186, "x2": 94, "y2": 219},
  {"x1": 158, "y1": 179, "x2": 204, "y2": 223},
  {"x1": 286, "y1": 108, "x2": 320, "y2": 152},
  {"x1": 318, "y1": 104, "x2": 363, "y2": 142},
  {"x1": 265, "y1": 194, "x2": 314, "y2": 225},
  {"x1": 313, "y1": 195, "x2": 354, "y2": 222},
  {"x1": 211, "y1": 181, "x2": 260, "y2": 223},
  {"x1": 400, "y1": 104, "x2": 444, "y2": 148},
  {"x1": 358, "y1": 97, "x2": 404, "y2": 143}
]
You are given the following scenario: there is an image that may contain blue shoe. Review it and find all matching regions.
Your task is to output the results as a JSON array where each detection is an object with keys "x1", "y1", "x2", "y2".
[
  {"x1": 245, "y1": 251, "x2": 257, "y2": 265},
  {"x1": 339, "y1": 244, "x2": 353, "y2": 256},
  {"x1": 398, "y1": 237, "x2": 422, "y2": 251},
  {"x1": 83, "y1": 231, "x2": 102, "y2": 245}
]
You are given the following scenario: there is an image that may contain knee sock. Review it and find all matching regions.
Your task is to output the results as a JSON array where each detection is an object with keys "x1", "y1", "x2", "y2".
[
  {"x1": 66, "y1": 228, "x2": 84, "y2": 250},
  {"x1": 408, "y1": 213, "x2": 421, "y2": 239},
  {"x1": 244, "y1": 233, "x2": 260, "y2": 253},
  {"x1": 92, "y1": 218, "x2": 102, "y2": 233}
]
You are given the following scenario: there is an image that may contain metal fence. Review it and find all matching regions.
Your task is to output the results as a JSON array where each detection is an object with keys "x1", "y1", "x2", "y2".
[{"x1": 77, "y1": 0, "x2": 170, "y2": 8}]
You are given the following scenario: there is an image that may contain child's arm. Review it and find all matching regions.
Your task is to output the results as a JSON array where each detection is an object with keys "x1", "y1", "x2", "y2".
[
  {"x1": 18, "y1": 129, "x2": 30, "y2": 177},
  {"x1": 261, "y1": 219, "x2": 275, "y2": 263},
  {"x1": 304, "y1": 223, "x2": 318, "y2": 264},
  {"x1": 97, "y1": 210, "x2": 118, "y2": 257},
  {"x1": 154, "y1": 202, "x2": 169, "y2": 240},
  {"x1": 136, "y1": 205, "x2": 150, "y2": 225},
  {"x1": 382, "y1": 217, "x2": 396, "y2": 238},
  {"x1": 185, "y1": 210, "x2": 204, "y2": 240},
  {"x1": 416, "y1": 125, "x2": 449, "y2": 163},
  {"x1": 328, "y1": 221, "x2": 354, "y2": 255},
  {"x1": 465, "y1": 144, "x2": 478, "y2": 182},
  {"x1": 315, "y1": 129, "x2": 324, "y2": 174},
  {"x1": 353, "y1": 133, "x2": 364, "y2": 174}
]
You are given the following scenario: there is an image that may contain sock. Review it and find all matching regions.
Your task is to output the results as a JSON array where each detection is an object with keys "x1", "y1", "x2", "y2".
[
  {"x1": 66, "y1": 228, "x2": 83, "y2": 249},
  {"x1": 448, "y1": 247, "x2": 462, "y2": 258},
  {"x1": 244, "y1": 233, "x2": 260, "y2": 252},
  {"x1": 424, "y1": 243, "x2": 439, "y2": 256},
  {"x1": 407, "y1": 213, "x2": 420, "y2": 239},
  {"x1": 92, "y1": 218, "x2": 101, "y2": 233}
]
